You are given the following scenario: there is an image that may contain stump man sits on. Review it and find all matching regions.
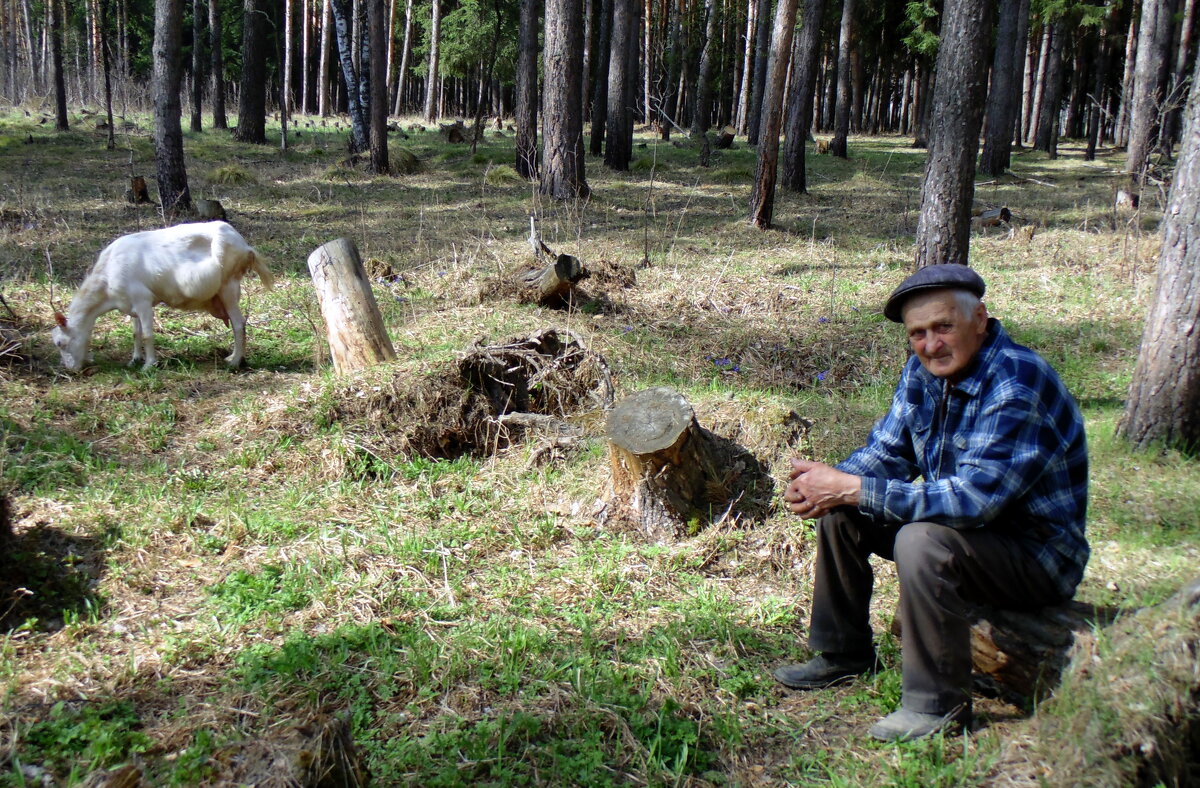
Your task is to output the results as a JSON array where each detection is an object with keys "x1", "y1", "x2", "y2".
[{"x1": 775, "y1": 264, "x2": 1089, "y2": 741}]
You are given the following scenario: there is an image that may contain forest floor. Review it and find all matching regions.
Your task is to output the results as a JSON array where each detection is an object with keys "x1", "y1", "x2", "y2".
[{"x1": 0, "y1": 107, "x2": 1198, "y2": 786}]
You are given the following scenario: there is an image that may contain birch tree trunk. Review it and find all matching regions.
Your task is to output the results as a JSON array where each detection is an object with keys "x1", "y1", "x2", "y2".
[
  {"x1": 210, "y1": 0, "x2": 226, "y2": 127},
  {"x1": 829, "y1": 0, "x2": 853, "y2": 157},
  {"x1": 423, "y1": 0, "x2": 441, "y2": 122}
]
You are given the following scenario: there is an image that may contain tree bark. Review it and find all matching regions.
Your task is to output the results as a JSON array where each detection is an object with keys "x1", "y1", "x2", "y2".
[
  {"x1": 153, "y1": 0, "x2": 192, "y2": 214},
  {"x1": 423, "y1": 0, "x2": 441, "y2": 122},
  {"x1": 606, "y1": 388, "x2": 727, "y2": 539},
  {"x1": 690, "y1": 0, "x2": 719, "y2": 135},
  {"x1": 1118, "y1": 64, "x2": 1200, "y2": 452},
  {"x1": 979, "y1": 0, "x2": 1029, "y2": 174},
  {"x1": 318, "y1": 0, "x2": 332, "y2": 115},
  {"x1": 367, "y1": 0, "x2": 387, "y2": 172},
  {"x1": 330, "y1": 0, "x2": 368, "y2": 152},
  {"x1": 307, "y1": 238, "x2": 397, "y2": 374},
  {"x1": 234, "y1": 0, "x2": 268, "y2": 142},
  {"x1": 391, "y1": 0, "x2": 413, "y2": 113},
  {"x1": 588, "y1": 0, "x2": 611, "y2": 155},
  {"x1": 746, "y1": 0, "x2": 772, "y2": 143},
  {"x1": 913, "y1": 0, "x2": 993, "y2": 269},
  {"x1": 605, "y1": 0, "x2": 635, "y2": 168},
  {"x1": 780, "y1": 0, "x2": 825, "y2": 191},
  {"x1": 514, "y1": 0, "x2": 539, "y2": 177},
  {"x1": 50, "y1": 0, "x2": 67, "y2": 130},
  {"x1": 1114, "y1": 0, "x2": 1141, "y2": 145},
  {"x1": 541, "y1": 0, "x2": 590, "y2": 199},
  {"x1": 1033, "y1": 18, "x2": 1066, "y2": 156},
  {"x1": 1126, "y1": 0, "x2": 1176, "y2": 185},
  {"x1": 1086, "y1": 2, "x2": 1116, "y2": 160},
  {"x1": 191, "y1": 0, "x2": 203, "y2": 131},
  {"x1": 209, "y1": 0, "x2": 226, "y2": 126},
  {"x1": 747, "y1": 0, "x2": 797, "y2": 228},
  {"x1": 829, "y1": 0, "x2": 853, "y2": 157}
]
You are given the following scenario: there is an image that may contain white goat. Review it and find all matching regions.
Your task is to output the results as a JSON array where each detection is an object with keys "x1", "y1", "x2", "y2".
[{"x1": 52, "y1": 221, "x2": 274, "y2": 371}]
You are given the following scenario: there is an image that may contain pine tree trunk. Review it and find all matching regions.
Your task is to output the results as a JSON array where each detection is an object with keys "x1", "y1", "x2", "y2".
[
  {"x1": 153, "y1": 0, "x2": 192, "y2": 214},
  {"x1": 1026, "y1": 23, "x2": 1050, "y2": 145},
  {"x1": 1114, "y1": 0, "x2": 1141, "y2": 145},
  {"x1": 514, "y1": 0, "x2": 539, "y2": 178},
  {"x1": 913, "y1": 0, "x2": 992, "y2": 269},
  {"x1": 330, "y1": 0, "x2": 368, "y2": 151},
  {"x1": 1086, "y1": 4, "x2": 1116, "y2": 160},
  {"x1": 209, "y1": 0, "x2": 226, "y2": 127},
  {"x1": 50, "y1": 0, "x2": 67, "y2": 129},
  {"x1": 391, "y1": 0, "x2": 412, "y2": 113},
  {"x1": 423, "y1": 0, "x2": 440, "y2": 121},
  {"x1": 735, "y1": 0, "x2": 755, "y2": 131},
  {"x1": 1033, "y1": 19, "x2": 1065, "y2": 156},
  {"x1": 979, "y1": 0, "x2": 1028, "y2": 175},
  {"x1": 605, "y1": 0, "x2": 635, "y2": 168},
  {"x1": 235, "y1": 0, "x2": 268, "y2": 142},
  {"x1": 319, "y1": 0, "x2": 332, "y2": 114},
  {"x1": 190, "y1": 0, "x2": 202, "y2": 130},
  {"x1": 541, "y1": 0, "x2": 589, "y2": 199},
  {"x1": 781, "y1": 0, "x2": 826, "y2": 192},
  {"x1": 745, "y1": 0, "x2": 772, "y2": 143},
  {"x1": 588, "y1": 0, "x2": 611, "y2": 155},
  {"x1": 747, "y1": 0, "x2": 797, "y2": 228},
  {"x1": 368, "y1": 0, "x2": 387, "y2": 172},
  {"x1": 690, "y1": 0, "x2": 718, "y2": 135},
  {"x1": 1127, "y1": 0, "x2": 1176, "y2": 185},
  {"x1": 829, "y1": 0, "x2": 853, "y2": 157},
  {"x1": 1119, "y1": 66, "x2": 1200, "y2": 451}
]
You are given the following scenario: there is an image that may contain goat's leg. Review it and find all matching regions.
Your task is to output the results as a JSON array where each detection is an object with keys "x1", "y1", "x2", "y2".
[
  {"x1": 131, "y1": 302, "x2": 158, "y2": 368},
  {"x1": 219, "y1": 281, "x2": 246, "y2": 367},
  {"x1": 129, "y1": 314, "x2": 144, "y2": 365}
]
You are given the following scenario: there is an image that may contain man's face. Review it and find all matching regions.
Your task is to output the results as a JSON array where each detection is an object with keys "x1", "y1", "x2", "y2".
[{"x1": 902, "y1": 289, "x2": 989, "y2": 382}]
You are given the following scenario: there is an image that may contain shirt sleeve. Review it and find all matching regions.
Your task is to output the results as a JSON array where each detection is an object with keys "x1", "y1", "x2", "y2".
[{"x1": 862, "y1": 378, "x2": 1065, "y2": 529}]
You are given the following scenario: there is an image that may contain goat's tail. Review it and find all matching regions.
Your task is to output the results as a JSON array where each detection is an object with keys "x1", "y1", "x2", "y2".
[{"x1": 249, "y1": 250, "x2": 275, "y2": 290}]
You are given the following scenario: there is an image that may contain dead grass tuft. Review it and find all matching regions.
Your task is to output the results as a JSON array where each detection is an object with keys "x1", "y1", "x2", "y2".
[{"x1": 207, "y1": 165, "x2": 257, "y2": 186}]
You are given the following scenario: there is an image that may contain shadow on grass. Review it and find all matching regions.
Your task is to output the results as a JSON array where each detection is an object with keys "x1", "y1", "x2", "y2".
[{"x1": 0, "y1": 517, "x2": 108, "y2": 633}]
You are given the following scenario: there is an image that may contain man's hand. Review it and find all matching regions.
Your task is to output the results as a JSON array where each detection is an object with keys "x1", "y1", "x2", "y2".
[{"x1": 784, "y1": 458, "x2": 862, "y2": 520}]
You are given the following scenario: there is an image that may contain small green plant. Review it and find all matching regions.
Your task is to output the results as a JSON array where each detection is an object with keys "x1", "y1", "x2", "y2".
[{"x1": 19, "y1": 700, "x2": 152, "y2": 780}]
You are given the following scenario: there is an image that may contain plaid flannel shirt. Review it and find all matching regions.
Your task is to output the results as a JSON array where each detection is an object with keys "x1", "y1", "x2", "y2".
[{"x1": 837, "y1": 319, "x2": 1089, "y2": 599}]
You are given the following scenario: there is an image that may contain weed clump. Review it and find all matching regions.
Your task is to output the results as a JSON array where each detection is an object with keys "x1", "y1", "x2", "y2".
[
  {"x1": 207, "y1": 164, "x2": 257, "y2": 185},
  {"x1": 484, "y1": 164, "x2": 522, "y2": 186}
]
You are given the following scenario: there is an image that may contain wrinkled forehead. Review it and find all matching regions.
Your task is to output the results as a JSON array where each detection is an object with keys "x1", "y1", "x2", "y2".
[{"x1": 900, "y1": 288, "x2": 966, "y2": 323}]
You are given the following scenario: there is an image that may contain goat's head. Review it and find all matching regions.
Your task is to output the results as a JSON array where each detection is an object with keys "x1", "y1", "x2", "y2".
[{"x1": 51, "y1": 311, "x2": 86, "y2": 372}]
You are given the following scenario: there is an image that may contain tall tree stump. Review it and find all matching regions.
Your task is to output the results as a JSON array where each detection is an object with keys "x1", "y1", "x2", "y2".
[
  {"x1": 892, "y1": 600, "x2": 1108, "y2": 708},
  {"x1": 606, "y1": 387, "x2": 731, "y2": 539},
  {"x1": 307, "y1": 238, "x2": 397, "y2": 374},
  {"x1": 715, "y1": 124, "x2": 736, "y2": 149}
]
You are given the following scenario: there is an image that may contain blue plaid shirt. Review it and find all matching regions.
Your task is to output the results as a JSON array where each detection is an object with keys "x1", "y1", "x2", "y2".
[{"x1": 837, "y1": 319, "x2": 1089, "y2": 599}]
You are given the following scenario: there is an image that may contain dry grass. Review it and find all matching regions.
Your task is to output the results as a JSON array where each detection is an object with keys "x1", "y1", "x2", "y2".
[{"x1": 0, "y1": 108, "x2": 1197, "y2": 786}]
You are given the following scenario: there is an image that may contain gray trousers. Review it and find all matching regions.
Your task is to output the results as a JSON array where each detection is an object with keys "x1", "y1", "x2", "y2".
[{"x1": 808, "y1": 508, "x2": 1064, "y2": 714}]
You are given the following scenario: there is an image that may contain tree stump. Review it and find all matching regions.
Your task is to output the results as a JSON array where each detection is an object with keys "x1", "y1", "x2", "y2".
[
  {"x1": 440, "y1": 121, "x2": 466, "y2": 143},
  {"x1": 125, "y1": 176, "x2": 152, "y2": 204},
  {"x1": 715, "y1": 124, "x2": 736, "y2": 149},
  {"x1": 307, "y1": 238, "x2": 397, "y2": 374},
  {"x1": 195, "y1": 198, "x2": 226, "y2": 220},
  {"x1": 892, "y1": 599, "x2": 1107, "y2": 708},
  {"x1": 518, "y1": 253, "x2": 586, "y2": 306},
  {"x1": 606, "y1": 387, "x2": 730, "y2": 539}
]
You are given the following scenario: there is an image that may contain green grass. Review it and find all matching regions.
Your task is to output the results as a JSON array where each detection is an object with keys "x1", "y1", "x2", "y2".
[{"x1": 0, "y1": 107, "x2": 1197, "y2": 785}]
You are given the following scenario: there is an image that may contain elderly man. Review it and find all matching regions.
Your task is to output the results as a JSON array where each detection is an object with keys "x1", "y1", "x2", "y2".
[{"x1": 776, "y1": 264, "x2": 1089, "y2": 741}]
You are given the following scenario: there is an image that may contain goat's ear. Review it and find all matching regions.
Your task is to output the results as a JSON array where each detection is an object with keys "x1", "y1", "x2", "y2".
[{"x1": 54, "y1": 311, "x2": 67, "y2": 328}]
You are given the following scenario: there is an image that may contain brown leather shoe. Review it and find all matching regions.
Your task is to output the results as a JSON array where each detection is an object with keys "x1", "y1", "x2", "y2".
[{"x1": 773, "y1": 651, "x2": 880, "y2": 690}]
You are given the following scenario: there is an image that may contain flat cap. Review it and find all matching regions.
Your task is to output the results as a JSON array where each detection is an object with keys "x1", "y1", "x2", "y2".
[{"x1": 883, "y1": 264, "x2": 986, "y2": 322}]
